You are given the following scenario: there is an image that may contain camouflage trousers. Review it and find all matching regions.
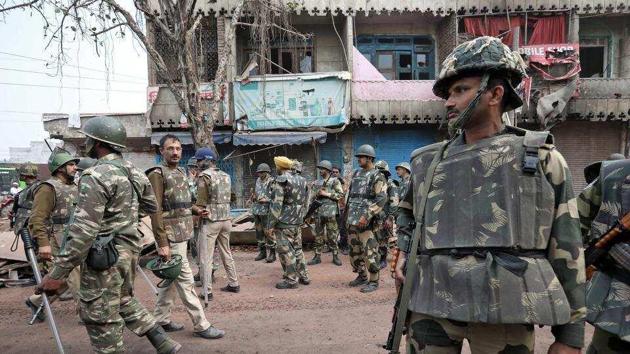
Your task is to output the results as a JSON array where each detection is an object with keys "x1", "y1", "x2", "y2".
[
  {"x1": 406, "y1": 312, "x2": 535, "y2": 354},
  {"x1": 348, "y1": 227, "x2": 380, "y2": 282},
  {"x1": 254, "y1": 214, "x2": 276, "y2": 248},
  {"x1": 30, "y1": 238, "x2": 80, "y2": 307},
  {"x1": 587, "y1": 327, "x2": 630, "y2": 354},
  {"x1": 275, "y1": 227, "x2": 309, "y2": 285},
  {"x1": 78, "y1": 247, "x2": 157, "y2": 354},
  {"x1": 314, "y1": 215, "x2": 339, "y2": 255},
  {"x1": 154, "y1": 240, "x2": 211, "y2": 332}
]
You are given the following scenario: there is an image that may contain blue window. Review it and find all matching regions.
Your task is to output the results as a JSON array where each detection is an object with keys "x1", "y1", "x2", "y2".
[{"x1": 357, "y1": 35, "x2": 435, "y2": 80}]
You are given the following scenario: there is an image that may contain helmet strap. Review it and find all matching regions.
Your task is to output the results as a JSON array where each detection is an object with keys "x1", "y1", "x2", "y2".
[{"x1": 448, "y1": 73, "x2": 491, "y2": 137}]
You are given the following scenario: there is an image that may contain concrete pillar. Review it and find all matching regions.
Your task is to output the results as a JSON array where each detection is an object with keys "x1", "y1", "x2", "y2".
[
  {"x1": 345, "y1": 14, "x2": 354, "y2": 72},
  {"x1": 341, "y1": 131, "x2": 353, "y2": 176},
  {"x1": 620, "y1": 36, "x2": 630, "y2": 78},
  {"x1": 568, "y1": 11, "x2": 579, "y2": 43}
]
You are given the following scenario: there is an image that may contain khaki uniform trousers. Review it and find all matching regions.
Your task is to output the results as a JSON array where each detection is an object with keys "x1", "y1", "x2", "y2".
[
  {"x1": 153, "y1": 240, "x2": 211, "y2": 332},
  {"x1": 202, "y1": 220, "x2": 239, "y2": 293},
  {"x1": 406, "y1": 312, "x2": 535, "y2": 354}
]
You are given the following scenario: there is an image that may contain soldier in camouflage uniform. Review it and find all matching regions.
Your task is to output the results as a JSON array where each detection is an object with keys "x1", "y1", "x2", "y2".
[
  {"x1": 374, "y1": 160, "x2": 399, "y2": 270},
  {"x1": 332, "y1": 165, "x2": 350, "y2": 255},
  {"x1": 394, "y1": 37, "x2": 585, "y2": 353},
  {"x1": 307, "y1": 160, "x2": 343, "y2": 266},
  {"x1": 194, "y1": 148, "x2": 240, "y2": 297},
  {"x1": 39, "y1": 115, "x2": 181, "y2": 353},
  {"x1": 76, "y1": 157, "x2": 96, "y2": 181},
  {"x1": 10, "y1": 163, "x2": 39, "y2": 235},
  {"x1": 252, "y1": 163, "x2": 275, "y2": 262},
  {"x1": 147, "y1": 135, "x2": 224, "y2": 339},
  {"x1": 578, "y1": 155, "x2": 630, "y2": 354},
  {"x1": 25, "y1": 149, "x2": 80, "y2": 321},
  {"x1": 395, "y1": 162, "x2": 411, "y2": 202},
  {"x1": 269, "y1": 156, "x2": 310, "y2": 289},
  {"x1": 345, "y1": 145, "x2": 387, "y2": 293}
]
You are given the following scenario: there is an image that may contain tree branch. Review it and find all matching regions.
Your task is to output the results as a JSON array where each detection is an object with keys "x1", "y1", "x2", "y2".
[
  {"x1": 0, "y1": 0, "x2": 39, "y2": 13},
  {"x1": 91, "y1": 22, "x2": 127, "y2": 36}
]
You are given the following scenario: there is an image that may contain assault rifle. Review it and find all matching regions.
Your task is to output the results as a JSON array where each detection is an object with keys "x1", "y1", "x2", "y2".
[
  {"x1": 585, "y1": 212, "x2": 630, "y2": 280},
  {"x1": 303, "y1": 175, "x2": 334, "y2": 223}
]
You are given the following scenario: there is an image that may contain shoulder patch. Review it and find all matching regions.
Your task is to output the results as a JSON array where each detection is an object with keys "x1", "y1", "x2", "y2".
[{"x1": 411, "y1": 141, "x2": 447, "y2": 161}]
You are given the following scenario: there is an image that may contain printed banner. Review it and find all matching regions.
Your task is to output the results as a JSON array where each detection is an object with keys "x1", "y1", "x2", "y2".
[{"x1": 233, "y1": 74, "x2": 348, "y2": 131}]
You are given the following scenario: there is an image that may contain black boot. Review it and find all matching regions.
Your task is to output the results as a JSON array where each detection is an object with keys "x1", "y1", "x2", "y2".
[
  {"x1": 348, "y1": 275, "x2": 368, "y2": 287},
  {"x1": 266, "y1": 247, "x2": 276, "y2": 263},
  {"x1": 332, "y1": 254, "x2": 342, "y2": 266},
  {"x1": 307, "y1": 254, "x2": 321, "y2": 265},
  {"x1": 254, "y1": 245, "x2": 267, "y2": 261},
  {"x1": 360, "y1": 281, "x2": 379, "y2": 293},
  {"x1": 145, "y1": 325, "x2": 182, "y2": 354},
  {"x1": 275, "y1": 280, "x2": 298, "y2": 289}
]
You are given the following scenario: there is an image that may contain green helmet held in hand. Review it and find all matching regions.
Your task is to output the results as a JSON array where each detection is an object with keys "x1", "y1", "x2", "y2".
[
  {"x1": 48, "y1": 147, "x2": 80, "y2": 174},
  {"x1": 18, "y1": 162, "x2": 38, "y2": 178},
  {"x1": 80, "y1": 115, "x2": 127, "y2": 155},
  {"x1": 256, "y1": 163, "x2": 271, "y2": 173},
  {"x1": 146, "y1": 254, "x2": 183, "y2": 288},
  {"x1": 317, "y1": 160, "x2": 333, "y2": 172},
  {"x1": 355, "y1": 144, "x2": 376, "y2": 158},
  {"x1": 375, "y1": 160, "x2": 391, "y2": 177}
]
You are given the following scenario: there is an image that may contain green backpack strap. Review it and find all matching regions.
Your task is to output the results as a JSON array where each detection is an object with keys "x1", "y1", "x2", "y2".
[{"x1": 522, "y1": 130, "x2": 552, "y2": 175}]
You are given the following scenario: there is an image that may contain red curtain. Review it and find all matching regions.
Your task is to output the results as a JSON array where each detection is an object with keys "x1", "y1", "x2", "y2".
[
  {"x1": 528, "y1": 16, "x2": 566, "y2": 44},
  {"x1": 464, "y1": 16, "x2": 524, "y2": 45},
  {"x1": 464, "y1": 15, "x2": 566, "y2": 45}
]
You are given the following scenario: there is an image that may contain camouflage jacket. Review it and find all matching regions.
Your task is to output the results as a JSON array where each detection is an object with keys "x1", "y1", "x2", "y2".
[
  {"x1": 398, "y1": 175, "x2": 411, "y2": 204},
  {"x1": 49, "y1": 153, "x2": 158, "y2": 280},
  {"x1": 251, "y1": 176, "x2": 272, "y2": 216},
  {"x1": 147, "y1": 163, "x2": 194, "y2": 244},
  {"x1": 268, "y1": 172, "x2": 306, "y2": 228},
  {"x1": 578, "y1": 159, "x2": 630, "y2": 341},
  {"x1": 345, "y1": 167, "x2": 387, "y2": 229},
  {"x1": 13, "y1": 181, "x2": 39, "y2": 234},
  {"x1": 29, "y1": 177, "x2": 78, "y2": 247},
  {"x1": 378, "y1": 179, "x2": 399, "y2": 220},
  {"x1": 197, "y1": 167, "x2": 231, "y2": 221},
  {"x1": 294, "y1": 173, "x2": 309, "y2": 219},
  {"x1": 397, "y1": 127, "x2": 585, "y2": 348},
  {"x1": 312, "y1": 176, "x2": 343, "y2": 218}
]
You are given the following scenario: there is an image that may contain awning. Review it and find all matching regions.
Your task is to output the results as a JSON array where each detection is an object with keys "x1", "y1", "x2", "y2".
[
  {"x1": 150, "y1": 131, "x2": 232, "y2": 145},
  {"x1": 232, "y1": 131, "x2": 327, "y2": 146}
]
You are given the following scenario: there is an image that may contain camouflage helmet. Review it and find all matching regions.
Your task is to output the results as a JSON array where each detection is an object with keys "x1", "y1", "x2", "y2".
[
  {"x1": 256, "y1": 163, "x2": 271, "y2": 173},
  {"x1": 355, "y1": 144, "x2": 376, "y2": 158},
  {"x1": 146, "y1": 254, "x2": 183, "y2": 288},
  {"x1": 77, "y1": 157, "x2": 97, "y2": 171},
  {"x1": 187, "y1": 157, "x2": 197, "y2": 167},
  {"x1": 433, "y1": 36, "x2": 528, "y2": 112},
  {"x1": 396, "y1": 162, "x2": 411, "y2": 173},
  {"x1": 18, "y1": 162, "x2": 38, "y2": 177},
  {"x1": 80, "y1": 115, "x2": 127, "y2": 151},
  {"x1": 48, "y1": 148, "x2": 79, "y2": 174},
  {"x1": 375, "y1": 160, "x2": 391, "y2": 177},
  {"x1": 317, "y1": 160, "x2": 333, "y2": 172}
]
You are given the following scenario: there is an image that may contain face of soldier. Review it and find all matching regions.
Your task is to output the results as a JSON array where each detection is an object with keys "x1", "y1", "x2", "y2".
[
  {"x1": 357, "y1": 156, "x2": 370, "y2": 168},
  {"x1": 396, "y1": 167, "x2": 407, "y2": 178},
  {"x1": 85, "y1": 137, "x2": 98, "y2": 159},
  {"x1": 160, "y1": 138, "x2": 182, "y2": 167},
  {"x1": 445, "y1": 76, "x2": 505, "y2": 130},
  {"x1": 319, "y1": 168, "x2": 329, "y2": 178},
  {"x1": 257, "y1": 171, "x2": 268, "y2": 180},
  {"x1": 62, "y1": 162, "x2": 78, "y2": 182}
]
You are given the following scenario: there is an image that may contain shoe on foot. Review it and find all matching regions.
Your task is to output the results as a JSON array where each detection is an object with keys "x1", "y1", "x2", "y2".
[
  {"x1": 161, "y1": 322, "x2": 185, "y2": 332},
  {"x1": 266, "y1": 248, "x2": 276, "y2": 263},
  {"x1": 254, "y1": 247, "x2": 267, "y2": 261},
  {"x1": 58, "y1": 290, "x2": 74, "y2": 302},
  {"x1": 193, "y1": 273, "x2": 200, "y2": 282},
  {"x1": 332, "y1": 254, "x2": 342, "y2": 266},
  {"x1": 340, "y1": 247, "x2": 350, "y2": 255},
  {"x1": 299, "y1": 277, "x2": 311, "y2": 285},
  {"x1": 220, "y1": 285, "x2": 240, "y2": 293},
  {"x1": 275, "y1": 280, "x2": 298, "y2": 289},
  {"x1": 360, "y1": 281, "x2": 379, "y2": 293},
  {"x1": 322, "y1": 245, "x2": 332, "y2": 253},
  {"x1": 197, "y1": 292, "x2": 214, "y2": 301},
  {"x1": 348, "y1": 275, "x2": 368, "y2": 287},
  {"x1": 194, "y1": 326, "x2": 225, "y2": 339},
  {"x1": 146, "y1": 325, "x2": 182, "y2": 354},
  {"x1": 307, "y1": 255, "x2": 321, "y2": 265},
  {"x1": 25, "y1": 298, "x2": 45, "y2": 323}
]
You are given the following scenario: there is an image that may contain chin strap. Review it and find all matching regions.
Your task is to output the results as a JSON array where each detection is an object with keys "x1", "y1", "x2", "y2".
[{"x1": 448, "y1": 73, "x2": 491, "y2": 138}]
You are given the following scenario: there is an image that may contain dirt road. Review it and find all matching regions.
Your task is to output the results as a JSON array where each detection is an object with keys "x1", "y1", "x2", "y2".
[{"x1": 0, "y1": 249, "x2": 592, "y2": 353}]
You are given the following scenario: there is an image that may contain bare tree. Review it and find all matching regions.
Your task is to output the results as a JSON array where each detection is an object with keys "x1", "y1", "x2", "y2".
[{"x1": 1, "y1": 0, "x2": 307, "y2": 149}]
